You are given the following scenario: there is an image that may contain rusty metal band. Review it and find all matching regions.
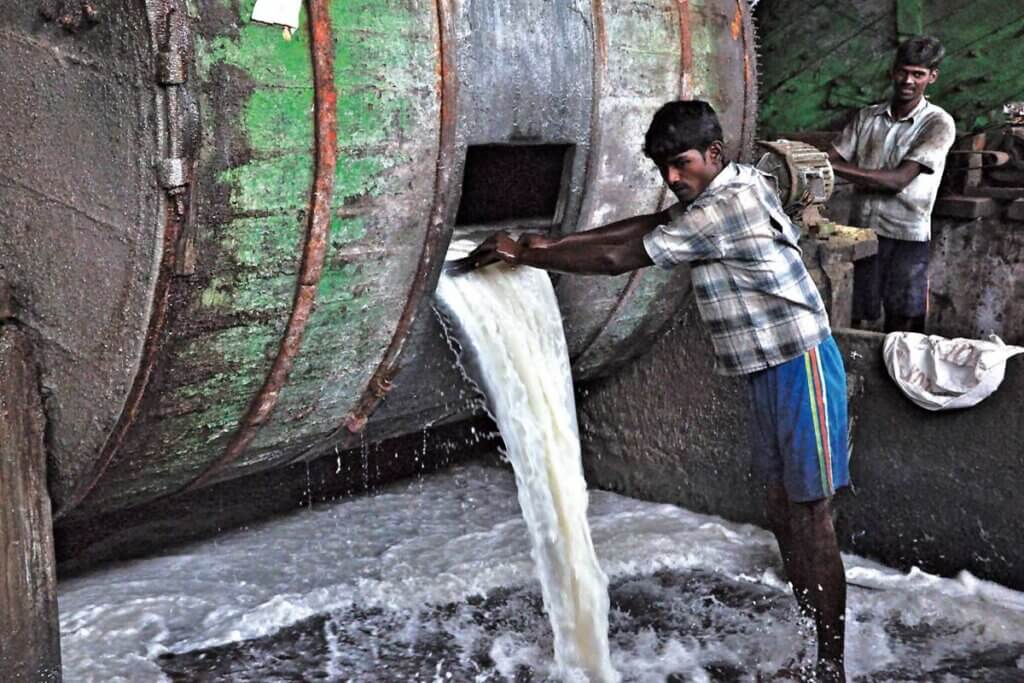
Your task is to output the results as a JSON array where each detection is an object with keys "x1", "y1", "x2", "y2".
[
  {"x1": 573, "y1": 0, "x2": 606, "y2": 234},
  {"x1": 591, "y1": 0, "x2": 607, "y2": 68},
  {"x1": 185, "y1": 0, "x2": 337, "y2": 491},
  {"x1": 737, "y1": 0, "x2": 758, "y2": 161},
  {"x1": 56, "y1": 0, "x2": 192, "y2": 517},
  {"x1": 283, "y1": 0, "x2": 458, "y2": 466},
  {"x1": 336, "y1": 0, "x2": 457, "y2": 438},
  {"x1": 570, "y1": 0, "x2": 693, "y2": 367},
  {"x1": 56, "y1": 199, "x2": 181, "y2": 519},
  {"x1": 678, "y1": 0, "x2": 694, "y2": 99},
  {"x1": 567, "y1": 0, "x2": 604, "y2": 259}
]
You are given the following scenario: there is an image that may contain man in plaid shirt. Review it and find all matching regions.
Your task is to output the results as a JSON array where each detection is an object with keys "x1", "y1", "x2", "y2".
[{"x1": 467, "y1": 100, "x2": 851, "y2": 681}]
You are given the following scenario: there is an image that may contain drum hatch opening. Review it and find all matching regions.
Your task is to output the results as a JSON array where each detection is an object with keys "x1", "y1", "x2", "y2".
[{"x1": 456, "y1": 144, "x2": 574, "y2": 232}]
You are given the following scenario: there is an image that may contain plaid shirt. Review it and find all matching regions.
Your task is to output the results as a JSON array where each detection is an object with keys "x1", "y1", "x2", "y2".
[{"x1": 643, "y1": 162, "x2": 831, "y2": 376}]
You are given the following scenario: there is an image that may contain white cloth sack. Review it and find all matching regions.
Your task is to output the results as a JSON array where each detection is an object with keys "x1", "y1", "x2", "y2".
[{"x1": 883, "y1": 332, "x2": 1024, "y2": 411}]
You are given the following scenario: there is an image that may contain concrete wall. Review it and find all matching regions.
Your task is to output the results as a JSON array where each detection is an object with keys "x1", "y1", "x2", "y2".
[
  {"x1": 577, "y1": 303, "x2": 1024, "y2": 590},
  {"x1": 930, "y1": 216, "x2": 1024, "y2": 345},
  {"x1": 817, "y1": 173, "x2": 1024, "y2": 345}
]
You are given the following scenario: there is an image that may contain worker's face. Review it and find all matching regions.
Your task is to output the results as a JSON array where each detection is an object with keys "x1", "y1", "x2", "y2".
[
  {"x1": 891, "y1": 63, "x2": 937, "y2": 104},
  {"x1": 657, "y1": 142, "x2": 724, "y2": 202}
]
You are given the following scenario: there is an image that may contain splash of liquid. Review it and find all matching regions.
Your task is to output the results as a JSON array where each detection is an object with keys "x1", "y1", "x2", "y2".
[{"x1": 436, "y1": 241, "x2": 618, "y2": 682}]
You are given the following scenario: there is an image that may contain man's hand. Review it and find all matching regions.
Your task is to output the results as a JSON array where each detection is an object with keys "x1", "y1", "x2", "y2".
[
  {"x1": 463, "y1": 231, "x2": 523, "y2": 272},
  {"x1": 829, "y1": 148, "x2": 925, "y2": 193},
  {"x1": 492, "y1": 232, "x2": 524, "y2": 262}
]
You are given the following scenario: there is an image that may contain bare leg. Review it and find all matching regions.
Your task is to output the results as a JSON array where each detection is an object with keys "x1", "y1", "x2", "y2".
[
  {"x1": 767, "y1": 484, "x2": 811, "y2": 615},
  {"x1": 766, "y1": 484, "x2": 846, "y2": 682}
]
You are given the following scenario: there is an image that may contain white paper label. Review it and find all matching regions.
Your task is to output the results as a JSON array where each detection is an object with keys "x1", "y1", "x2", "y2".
[{"x1": 251, "y1": 0, "x2": 302, "y2": 29}]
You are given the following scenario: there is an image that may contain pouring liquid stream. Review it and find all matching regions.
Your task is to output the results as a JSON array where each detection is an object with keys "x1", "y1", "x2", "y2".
[{"x1": 436, "y1": 240, "x2": 619, "y2": 683}]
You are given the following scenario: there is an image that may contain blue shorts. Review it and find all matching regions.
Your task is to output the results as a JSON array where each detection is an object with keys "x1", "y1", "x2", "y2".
[{"x1": 748, "y1": 336, "x2": 850, "y2": 503}]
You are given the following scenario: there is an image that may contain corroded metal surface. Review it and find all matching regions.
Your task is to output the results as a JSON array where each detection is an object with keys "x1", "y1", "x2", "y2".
[
  {"x1": 0, "y1": 0, "x2": 161, "y2": 511},
  {"x1": 222, "y1": 0, "x2": 442, "y2": 478},
  {"x1": 276, "y1": 0, "x2": 456, "y2": 464},
  {"x1": 334, "y1": 0, "x2": 458, "y2": 443},
  {"x1": 2, "y1": 0, "x2": 757, "y2": 518},
  {"x1": 60, "y1": 189, "x2": 183, "y2": 516},
  {"x1": 185, "y1": 0, "x2": 337, "y2": 490},
  {"x1": 558, "y1": 0, "x2": 758, "y2": 379},
  {"x1": 58, "y1": 0, "x2": 195, "y2": 517},
  {"x1": 271, "y1": 0, "x2": 457, "y2": 467},
  {"x1": 566, "y1": 0, "x2": 696, "y2": 375},
  {"x1": 75, "y1": 0, "x2": 444, "y2": 514},
  {"x1": 359, "y1": 0, "x2": 598, "y2": 443}
]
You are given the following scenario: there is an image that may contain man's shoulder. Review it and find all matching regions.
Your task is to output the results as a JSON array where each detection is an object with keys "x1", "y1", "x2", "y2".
[
  {"x1": 688, "y1": 164, "x2": 783, "y2": 226},
  {"x1": 839, "y1": 103, "x2": 887, "y2": 140},
  {"x1": 716, "y1": 163, "x2": 770, "y2": 191},
  {"x1": 855, "y1": 102, "x2": 889, "y2": 122},
  {"x1": 919, "y1": 100, "x2": 955, "y2": 130},
  {"x1": 694, "y1": 165, "x2": 761, "y2": 208}
]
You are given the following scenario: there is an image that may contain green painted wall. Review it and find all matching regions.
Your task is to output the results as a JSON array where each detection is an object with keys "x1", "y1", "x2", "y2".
[{"x1": 756, "y1": 0, "x2": 1024, "y2": 134}]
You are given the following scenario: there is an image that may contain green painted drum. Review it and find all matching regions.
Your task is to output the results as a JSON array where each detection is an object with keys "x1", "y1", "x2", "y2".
[{"x1": 0, "y1": 0, "x2": 756, "y2": 518}]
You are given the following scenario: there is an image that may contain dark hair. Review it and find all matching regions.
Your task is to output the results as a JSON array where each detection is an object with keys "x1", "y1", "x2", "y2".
[
  {"x1": 643, "y1": 100, "x2": 723, "y2": 162},
  {"x1": 895, "y1": 36, "x2": 945, "y2": 70}
]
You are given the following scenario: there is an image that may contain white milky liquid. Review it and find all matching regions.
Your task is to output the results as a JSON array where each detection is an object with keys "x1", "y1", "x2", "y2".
[
  {"x1": 59, "y1": 464, "x2": 1024, "y2": 681},
  {"x1": 436, "y1": 242, "x2": 619, "y2": 683},
  {"x1": 57, "y1": 261, "x2": 1024, "y2": 682}
]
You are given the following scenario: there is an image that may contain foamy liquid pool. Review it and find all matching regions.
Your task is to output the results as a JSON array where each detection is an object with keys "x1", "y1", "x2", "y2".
[{"x1": 59, "y1": 463, "x2": 1024, "y2": 682}]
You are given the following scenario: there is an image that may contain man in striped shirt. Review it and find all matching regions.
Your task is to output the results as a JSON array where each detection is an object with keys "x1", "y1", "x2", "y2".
[{"x1": 467, "y1": 100, "x2": 851, "y2": 681}]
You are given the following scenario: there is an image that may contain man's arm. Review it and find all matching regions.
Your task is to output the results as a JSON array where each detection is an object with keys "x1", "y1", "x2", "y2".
[
  {"x1": 515, "y1": 233, "x2": 653, "y2": 275},
  {"x1": 827, "y1": 107, "x2": 924, "y2": 193},
  {"x1": 469, "y1": 231, "x2": 652, "y2": 276},
  {"x1": 461, "y1": 210, "x2": 668, "y2": 275},
  {"x1": 542, "y1": 210, "x2": 671, "y2": 248},
  {"x1": 828, "y1": 147, "x2": 926, "y2": 193}
]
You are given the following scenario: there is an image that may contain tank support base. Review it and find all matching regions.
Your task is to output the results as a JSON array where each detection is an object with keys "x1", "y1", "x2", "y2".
[{"x1": 0, "y1": 322, "x2": 62, "y2": 681}]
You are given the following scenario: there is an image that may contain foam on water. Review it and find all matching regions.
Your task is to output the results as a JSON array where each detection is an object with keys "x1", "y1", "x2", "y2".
[
  {"x1": 60, "y1": 464, "x2": 1024, "y2": 681},
  {"x1": 435, "y1": 242, "x2": 617, "y2": 682},
  {"x1": 57, "y1": 249, "x2": 1024, "y2": 682}
]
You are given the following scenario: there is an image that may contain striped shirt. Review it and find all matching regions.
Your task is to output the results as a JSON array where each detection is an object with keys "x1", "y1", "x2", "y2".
[
  {"x1": 832, "y1": 98, "x2": 956, "y2": 242},
  {"x1": 643, "y1": 162, "x2": 831, "y2": 376}
]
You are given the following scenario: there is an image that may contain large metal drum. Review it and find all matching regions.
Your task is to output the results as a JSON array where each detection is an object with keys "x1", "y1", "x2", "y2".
[{"x1": 0, "y1": 0, "x2": 756, "y2": 519}]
